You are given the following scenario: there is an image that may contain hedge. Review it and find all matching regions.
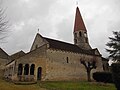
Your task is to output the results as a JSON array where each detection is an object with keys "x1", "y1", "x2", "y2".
[
  {"x1": 93, "y1": 72, "x2": 113, "y2": 83},
  {"x1": 111, "y1": 63, "x2": 120, "y2": 90}
]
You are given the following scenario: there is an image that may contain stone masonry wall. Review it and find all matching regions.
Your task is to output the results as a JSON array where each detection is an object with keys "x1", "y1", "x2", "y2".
[
  {"x1": 12, "y1": 45, "x2": 48, "y2": 81},
  {"x1": 5, "y1": 44, "x2": 103, "y2": 82},
  {"x1": 0, "y1": 58, "x2": 7, "y2": 77},
  {"x1": 46, "y1": 49, "x2": 103, "y2": 81}
]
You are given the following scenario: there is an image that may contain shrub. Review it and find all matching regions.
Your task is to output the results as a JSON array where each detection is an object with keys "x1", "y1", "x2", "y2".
[
  {"x1": 111, "y1": 63, "x2": 120, "y2": 90},
  {"x1": 93, "y1": 72, "x2": 113, "y2": 83}
]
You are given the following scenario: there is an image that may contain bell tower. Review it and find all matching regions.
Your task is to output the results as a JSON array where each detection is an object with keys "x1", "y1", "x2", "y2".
[{"x1": 74, "y1": 7, "x2": 91, "y2": 50}]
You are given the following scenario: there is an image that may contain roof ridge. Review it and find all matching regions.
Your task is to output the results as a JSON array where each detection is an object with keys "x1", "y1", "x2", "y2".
[
  {"x1": 10, "y1": 50, "x2": 25, "y2": 56},
  {"x1": 43, "y1": 37, "x2": 75, "y2": 46},
  {"x1": 0, "y1": 48, "x2": 9, "y2": 56}
]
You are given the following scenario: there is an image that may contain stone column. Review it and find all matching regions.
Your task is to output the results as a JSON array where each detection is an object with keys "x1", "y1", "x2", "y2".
[
  {"x1": 22, "y1": 65, "x2": 24, "y2": 76},
  {"x1": 29, "y1": 64, "x2": 31, "y2": 75},
  {"x1": 28, "y1": 64, "x2": 31, "y2": 81},
  {"x1": 21, "y1": 64, "x2": 25, "y2": 81}
]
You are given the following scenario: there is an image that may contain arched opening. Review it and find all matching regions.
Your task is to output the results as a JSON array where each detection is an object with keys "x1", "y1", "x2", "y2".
[
  {"x1": 79, "y1": 31, "x2": 82, "y2": 37},
  {"x1": 74, "y1": 33, "x2": 77, "y2": 38},
  {"x1": 18, "y1": 64, "x2": 23, "y2": 75},
  {"x1": 24, "y1": 64, "x2": 29, "y2": 75},
  {"x1": 37, "y1": 67, "x2": 42, "y2": 80},
  {"x1": 30, "y1": 64, "x2": 35, "y2": 75}
]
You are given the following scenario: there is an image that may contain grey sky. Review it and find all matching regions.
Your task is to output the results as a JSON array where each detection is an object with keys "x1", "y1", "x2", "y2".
[{"x1": 0, "y1": 0, "x2": 120, "y2": 58}]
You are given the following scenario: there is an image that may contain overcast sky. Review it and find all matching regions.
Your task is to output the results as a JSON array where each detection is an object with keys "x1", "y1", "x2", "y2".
[{"x1": 0, "y1": 0, "x2": 120, "y2": 58}]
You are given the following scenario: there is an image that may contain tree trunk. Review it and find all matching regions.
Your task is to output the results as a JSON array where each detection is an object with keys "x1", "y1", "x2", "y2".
[{"x1": 87, "y1": 69, "x2": 91, "y2": 82}]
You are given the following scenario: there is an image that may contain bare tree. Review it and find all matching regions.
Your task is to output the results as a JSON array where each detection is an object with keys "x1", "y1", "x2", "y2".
[
  {"x1": 0, "y1": 2, "x2": 9, "y2": 40},
  {"x1": 81, "y1": 57, "x2": 97, "y2": 82}
]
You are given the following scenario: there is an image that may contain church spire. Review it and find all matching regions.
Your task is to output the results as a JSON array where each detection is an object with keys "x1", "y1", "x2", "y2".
[
  {"x1": 74, "y1": 7, "x2": 86, "y2": 32},
  {"x1": 73, "y1": 6, "x2": 91, "y2": 50}
]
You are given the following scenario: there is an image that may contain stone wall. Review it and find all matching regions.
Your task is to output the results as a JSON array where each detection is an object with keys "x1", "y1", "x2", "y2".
[
  {"x1": 4, "y1": 60, "x2": 15, "y2": 79},
  {"x1": 0, "y1": 58, "x2": 8, "y2": 78},
  {"x1": 30, "y1": 34, "x2": 48, "y2": 51},
  {"x1": 46, "y1": 49, "x2": 103, "y2": 81},
  {"x1": 16, "y1": 45, "x2": 47, "y2": 81},
  {"x1": 4, "y1": 44, "x2": 103, "y2": 82},
  {"x1": 5, "y1": 45, "x2": 48, "y2": 82}
]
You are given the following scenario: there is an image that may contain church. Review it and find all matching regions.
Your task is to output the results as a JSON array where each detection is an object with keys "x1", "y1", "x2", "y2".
[{"x1": 3, "y1": 6, "x2": 103, "y2": 82}]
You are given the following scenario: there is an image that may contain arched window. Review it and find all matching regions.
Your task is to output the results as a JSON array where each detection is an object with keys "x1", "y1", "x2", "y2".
[
  {"x1": 79, "y1": 31, "x2": 82, "y2": 37},
  {"x1": 37, "y1": 67, "x2": 42, "y2": 80},
  {"x1": 18, "y1": 64, "x2": 23, "y2": 75},
  {"x1": 24, "y1": 64, "x2": 29, "y2": 75},
  {"x1": 74, "y1": 33, "x2": 77, "y2": 38},
  {"x1": 30, "y1": 64, "x2": 35, "y2": 75}
]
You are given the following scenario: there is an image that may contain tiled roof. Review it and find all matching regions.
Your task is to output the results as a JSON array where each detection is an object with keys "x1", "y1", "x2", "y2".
[
  {"x1": 74, "y1": 7, "x2": 86, "y2": 32},
  {"x1": 44, "y1": 37, "x2": 97, "y2": 56}
]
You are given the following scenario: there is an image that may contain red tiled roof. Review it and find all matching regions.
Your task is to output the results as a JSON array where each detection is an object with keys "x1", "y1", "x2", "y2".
[{"x1": 74, "y1": 7, "x2": 86, "y2": 32}]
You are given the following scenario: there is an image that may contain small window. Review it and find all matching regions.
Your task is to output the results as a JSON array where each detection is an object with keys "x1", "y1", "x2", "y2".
[
  {"x1": 74, "y1": 33, "x2": 77, "y2": 38},
  {"x1": 85, "y1": 38, "x2": 88, "y2": 43},
  {"x1": 35, "y1": 45, "x2": 38, "y2": 49},
  {"x1": 79, "y1": 32, "x2": 82, "y2": 37},
  {"x1": 66, "y1": 57, "x2": 69, "y2": 63}
]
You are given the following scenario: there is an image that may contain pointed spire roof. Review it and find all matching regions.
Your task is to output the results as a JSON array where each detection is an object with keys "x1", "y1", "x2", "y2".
[{"x1": 74, "y1": 7, "x2": 86, "y2": 32}]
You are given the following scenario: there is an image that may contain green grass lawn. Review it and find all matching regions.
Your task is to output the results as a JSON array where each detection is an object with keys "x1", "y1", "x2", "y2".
[
  {"x1": 38, "y1": 81, "x2": 116, "y2": 90},
  {"x1": 0, "y1": 78, "x2": 116, "y2": 90}
]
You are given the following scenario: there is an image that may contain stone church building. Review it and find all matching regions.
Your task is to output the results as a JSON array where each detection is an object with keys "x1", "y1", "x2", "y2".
[{"x1": 3, "y1": 7, "x2": 103, "y2": 82}]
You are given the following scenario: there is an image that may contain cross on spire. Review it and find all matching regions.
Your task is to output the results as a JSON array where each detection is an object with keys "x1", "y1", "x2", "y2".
[
  {"x1": 76, "y1": 0, "x2": 79, "y2": 6},
  {"x1": 38, "y1": 28, "x2": 39, "y2": 33}
]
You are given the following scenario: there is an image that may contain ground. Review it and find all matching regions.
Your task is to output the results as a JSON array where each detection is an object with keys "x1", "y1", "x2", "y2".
[
  {"x1": 39, "y1": 81, "x2": 116, "y2": 90},
  {"x1": 0, "y1": 78, "x2": 116, "y2": 90}
]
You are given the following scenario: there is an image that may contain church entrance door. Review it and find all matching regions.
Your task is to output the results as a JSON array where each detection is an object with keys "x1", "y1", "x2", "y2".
[{"x1": 37, "y1": 67, "x2": 42, "y2": 80}]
